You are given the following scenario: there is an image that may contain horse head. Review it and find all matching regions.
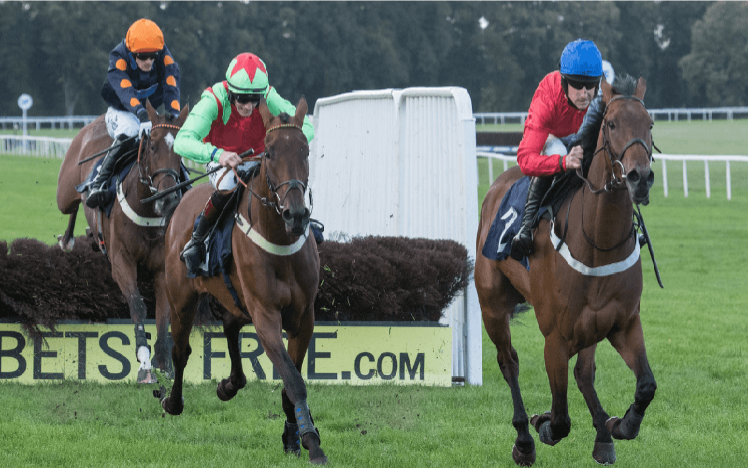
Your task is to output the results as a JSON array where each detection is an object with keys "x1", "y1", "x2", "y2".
[
  {"x1": 139, "y1": 101, "x2": 190, "y2": 216},
  {"x1": 257, "y1": 97, "x2": 311, "y2": 237},
  {"x1": 599, "y1": 76, "x2": 655, "y2": 206}
]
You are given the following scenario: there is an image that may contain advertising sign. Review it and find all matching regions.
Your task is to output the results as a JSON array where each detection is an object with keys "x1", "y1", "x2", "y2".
[{"x1": 0, "y1": 322, "x2": 452, "y2": 386}]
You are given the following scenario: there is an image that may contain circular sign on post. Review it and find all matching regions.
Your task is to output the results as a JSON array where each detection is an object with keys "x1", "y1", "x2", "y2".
[{"x1": 18, "y1": 94, "x2": 33, "y2": 110}]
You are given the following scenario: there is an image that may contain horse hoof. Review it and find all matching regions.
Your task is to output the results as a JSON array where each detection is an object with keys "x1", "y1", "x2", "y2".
[
  {"x1": 512, "y1": 444, "x2": 536, "y2": 466},
  {"x1": 161, "y1": 396, "x2": 185, "y2": 416},
  {"x1": 538, "y1": 421, "x2": 561, "y2": 446},
  {"x1": 137, "y1": 368, "x2": 158, "y2": 384},
  {"x1": 217, "y1": 380, "x2": 238, "y2": 401},
  {"x1": 309, "y1": 455, "x2": 328, "y2": 465},
  {"x1": 57, "y1": 235, "x2": 74, "y2": 252},
  {"x1": 593, "y1": 441, "x2": 616, "y2": 465}
]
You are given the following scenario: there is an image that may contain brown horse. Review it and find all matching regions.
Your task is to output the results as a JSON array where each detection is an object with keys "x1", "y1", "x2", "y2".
[
  {"x1": 476, "y1": 76, "x2": 656, "y2": 466},
  {"x1": 160, "y1": 97, "x2": 326, "y2": 464},
  {"x1": 56, "y1": 102, "x2": 190, "y2": 383}
]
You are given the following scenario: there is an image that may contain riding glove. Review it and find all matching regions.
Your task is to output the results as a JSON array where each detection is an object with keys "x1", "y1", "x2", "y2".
[{"x1": 137, "y1": 108, "x2": 152, "y2": 137}]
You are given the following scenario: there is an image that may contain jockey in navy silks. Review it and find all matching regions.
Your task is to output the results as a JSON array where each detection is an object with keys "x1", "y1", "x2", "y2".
[{"x1": 87, "y1": 18, "x2": 181, "y2": 209}]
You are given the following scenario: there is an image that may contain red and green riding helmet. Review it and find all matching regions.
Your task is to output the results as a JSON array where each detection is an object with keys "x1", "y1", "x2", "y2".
[{"x1": 225, "y1": 53, "x2": 269, "y2": 96}]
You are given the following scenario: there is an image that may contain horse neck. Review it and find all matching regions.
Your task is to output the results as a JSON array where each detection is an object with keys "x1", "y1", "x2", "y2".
[{"x1": 580, "y1": 142, "x2": 634, "y2": 247}]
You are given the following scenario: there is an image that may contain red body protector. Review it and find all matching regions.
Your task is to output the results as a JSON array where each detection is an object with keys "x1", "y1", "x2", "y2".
[{"x1": 204, "y1": 81, "x2": 266, "y2": 156}]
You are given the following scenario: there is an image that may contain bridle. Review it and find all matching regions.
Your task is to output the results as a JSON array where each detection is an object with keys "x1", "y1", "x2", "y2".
[
  {"x1": 245, "y1": 123, "x2": 313, "y2": 217},
  {"x1": 571, "y1": 95, "x2": 657, "y2": 252},
  {"x1": 136, "y1": 123, "x2": 182, "y2": 198},
  {"x1": 579, "y1": 95, "x2": 657, "y2": 194}
]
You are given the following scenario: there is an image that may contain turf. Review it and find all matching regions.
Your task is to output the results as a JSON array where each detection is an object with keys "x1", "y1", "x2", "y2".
[{"x1": 1, "y1": 120, "x2": 747, "y2": 467}]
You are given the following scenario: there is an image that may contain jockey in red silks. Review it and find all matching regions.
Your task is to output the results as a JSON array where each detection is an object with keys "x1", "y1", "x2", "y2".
[
  {"x1": 87, "y1": 19, "x2": 181, "y2": 209},
  {"x1": 174, "y1": 53, "x2": 318, "y2": 272},
  {"x1": 510, "y1": 38, "x2": 604, "y2": 261}
]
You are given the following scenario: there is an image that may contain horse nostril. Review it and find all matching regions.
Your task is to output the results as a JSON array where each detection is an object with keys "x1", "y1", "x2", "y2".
[{"x1": 627, "y1": 170, "x2": 640, "y2": 184}]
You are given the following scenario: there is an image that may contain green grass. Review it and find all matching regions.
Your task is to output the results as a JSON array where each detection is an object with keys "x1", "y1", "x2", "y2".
[
  {"x1": 0, "y1": 128, "x2": 82, "y2": 139},
  {"x1": 1, "y1": 120, "x2": 747, "y2": 467}
]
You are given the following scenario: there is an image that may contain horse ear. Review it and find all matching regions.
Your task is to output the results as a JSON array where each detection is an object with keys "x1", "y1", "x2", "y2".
[
  {"x1": 146, "y1": 100, "x2": 158, "y2": 122},
  {"x1": 634, "y1": 76, "x2": 647, "y2": 101},
  {"x1": 258, "y1": 98, "x2": 274, "y2": 128},
  {"x1": 294, "y1": 97, "x2": 308, "y2": 126},
  {"x1": 177, "y1": 104, "x2": 190, "y2": 127},
  {"x1": 601, "y1": 78, "x2": 613, "y2": 104}
]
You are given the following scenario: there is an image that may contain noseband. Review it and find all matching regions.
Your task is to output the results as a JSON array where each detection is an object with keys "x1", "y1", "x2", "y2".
[{"x1": 137, "y1": 123, "x2": 182, "y2": 197}]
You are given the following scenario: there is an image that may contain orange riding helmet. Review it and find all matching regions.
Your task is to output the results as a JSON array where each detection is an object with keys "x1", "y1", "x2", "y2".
[{"x1": 125, "y1": 19, "x2": 164, "y2": 53}]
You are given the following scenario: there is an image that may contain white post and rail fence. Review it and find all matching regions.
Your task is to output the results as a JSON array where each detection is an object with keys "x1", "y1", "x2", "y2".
[{"x1": 477, "y1": 151, "x2": 748, "y2": 201}]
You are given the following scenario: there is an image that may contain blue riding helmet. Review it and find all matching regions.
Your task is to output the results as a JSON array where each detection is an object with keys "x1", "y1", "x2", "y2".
[{"x1": 560, "y1": 39, "x2": 603, "y2": 82}]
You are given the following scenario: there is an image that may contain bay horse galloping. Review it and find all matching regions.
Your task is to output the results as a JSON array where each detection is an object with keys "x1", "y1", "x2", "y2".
[
  {"x1": 56, "y1": 102, "x2": 190, "y2": 383},
  {"x1": 476, "y1": 76, "x2": 656, "y2": 466},
  {"x1": 160, "y1": 97, "x2": 326, "y2": 464}
]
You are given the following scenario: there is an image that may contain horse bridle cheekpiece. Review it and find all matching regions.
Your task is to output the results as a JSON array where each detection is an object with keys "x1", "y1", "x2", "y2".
[
  {"x1": 259, "y1": 123, "x2": 312, "y2": 216},
  {"x1": 138, "y1": 123, "x2": 182, "y2": 196},
  {"x1": 600, "y1": 95, "x2": 655, "y2": 189}
]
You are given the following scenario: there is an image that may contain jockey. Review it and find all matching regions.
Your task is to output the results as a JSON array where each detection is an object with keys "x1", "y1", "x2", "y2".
[
  {"x1": 87, "y1": 18, "x2": 181, "y2": 209},
  {"x1": 510, "y1": 38, "x2": 603, "y2": 261},
  {"x1": 174, "y1": 53, "x2": 317, "y2": 272}
]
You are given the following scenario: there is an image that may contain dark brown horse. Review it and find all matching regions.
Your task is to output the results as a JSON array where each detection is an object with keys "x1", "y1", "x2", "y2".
[
  {"x1": 160, "y1": 97, "x2": 326, "y2": 464},
  {"x1": 56, "y1": 102, "x2": 190, "y2": 383},
  {"x1": 476, "y1": 76, "x2": 656, "y2": 466}
]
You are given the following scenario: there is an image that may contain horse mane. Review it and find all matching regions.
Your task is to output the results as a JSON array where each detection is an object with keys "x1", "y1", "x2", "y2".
[{"x1": 277, "y1": 112, "x2": 291, "y2": 124}]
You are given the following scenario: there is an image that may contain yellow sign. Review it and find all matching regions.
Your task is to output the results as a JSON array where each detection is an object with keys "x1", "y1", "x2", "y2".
[{"x1": 0, "y1": 323, "x2": 452, "y2": 386}]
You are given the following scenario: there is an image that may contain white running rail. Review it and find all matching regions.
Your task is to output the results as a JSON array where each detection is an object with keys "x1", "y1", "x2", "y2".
[{"x1": 478, "y1": 152, "x2": 748, "y2": 200}]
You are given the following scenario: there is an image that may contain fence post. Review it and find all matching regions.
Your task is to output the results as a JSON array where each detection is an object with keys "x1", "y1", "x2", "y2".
[
  {"x1": 704, "y1": 160, "x2": 710, "y2": 198},
  {"x1": 682, "y1": 160, "x2": 688, "y2": 197},
  {"x1": 726, "y1": 161, "x2": 732, "y2": 200},
  {"x1": 662, "y1": 159, "x2": 669, "y2": 197}
]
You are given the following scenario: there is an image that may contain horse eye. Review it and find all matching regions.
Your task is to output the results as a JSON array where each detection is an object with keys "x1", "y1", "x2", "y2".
[{"x1": 608, "y1": 121, "x2": 616, "y2": 130}]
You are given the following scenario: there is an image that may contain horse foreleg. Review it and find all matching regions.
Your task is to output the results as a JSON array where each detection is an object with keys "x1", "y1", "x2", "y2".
[
  {"x1": 216, "y1": 311, "x2": 247, "y2": 401},
  {"x1": 58, "y1": 209, "x2": 78, "y2": 252},
  {"x1": 110, "y1": 255, "x2": 155, "y2": 383},
  {"x1": 160, "y1": 291, "x2": 197, "y2": 416},
  {"x1": 481, "y1": 302, "x2": 535, "y2": 466},
  {"x1": 605, "y1": 312, "x2": 656, "y2": 441},
  {"x1": 532, "y1": 330, "x2": 571, "y2": 446},
  {"x1": 152, "y1": 271, "x2": 174, "y2": 378},
  {"x1": 574, "y1": 344, "x2": 616, "y2": 465},
  {"x1": 258, "y1": 312, "x2": 327, "y2": 465}
]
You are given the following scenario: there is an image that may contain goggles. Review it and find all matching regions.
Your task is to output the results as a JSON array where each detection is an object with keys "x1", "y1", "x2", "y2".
[
  {"x1": 565, "y1": 76, "x2": 600, "y2": 91},
  {"x1": 134, "y1": 52, "x2": 158, "y2": 61},
  {"x1": 233, "y1": 93, "x2": 261, "y2": 105}
]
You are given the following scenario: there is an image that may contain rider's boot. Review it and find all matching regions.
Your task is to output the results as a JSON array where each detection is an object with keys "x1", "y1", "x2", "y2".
[
  {"x1": 180, "y1": 191, "x2": 229, "y2": 271},
  {"x1": 86, "y1": 134, "x2": 134, "y2": 209},
  {"x1": 510, "y1": 176, "x2": 553, "y2": 261}
]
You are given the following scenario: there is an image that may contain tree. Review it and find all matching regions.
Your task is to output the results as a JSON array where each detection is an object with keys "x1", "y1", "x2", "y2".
[
  {"x1": 679, "y1": 2, "x2": 748, "y2": 107},
  {"x1": 643, "y1": 2, "x2": 710, "y2": 108}
]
